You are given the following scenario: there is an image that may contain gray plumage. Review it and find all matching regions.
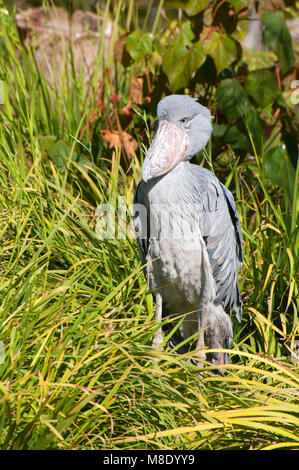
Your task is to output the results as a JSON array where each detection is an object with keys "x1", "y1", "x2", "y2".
[{"x1": 133, "y1": 95, "x2": 242, "y2": 367}]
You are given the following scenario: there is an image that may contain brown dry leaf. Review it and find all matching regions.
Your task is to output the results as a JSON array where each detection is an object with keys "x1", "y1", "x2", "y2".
[
  {"x1": 257, "y1": 0, "x2": 286, "y2": 15},
  {"x1": 129, "y1": 76, "x2": 143, "y2": 105},
  {"x1": 113, "y1": 33, "x2": 130, "y2": 64},
  {"x1": 121, "y1": 104, "x2": 134, "y2": 116},
  {"x1": 100, "y1": 130, "x2": 138, "y2": 157}
]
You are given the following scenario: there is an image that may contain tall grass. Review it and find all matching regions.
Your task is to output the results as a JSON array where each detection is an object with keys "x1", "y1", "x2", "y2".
[{"x1": 0, "y1": 4, "x2": 298, "y2": 450}]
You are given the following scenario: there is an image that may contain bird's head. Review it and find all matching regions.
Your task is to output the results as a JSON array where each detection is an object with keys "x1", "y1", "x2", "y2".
[{"x1": 142, "y1": 94, "x2": 212, "y2": 183}]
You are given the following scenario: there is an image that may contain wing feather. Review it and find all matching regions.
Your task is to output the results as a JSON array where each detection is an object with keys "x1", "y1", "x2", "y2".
[
  {"x1": 133, "y1": 181, "x2": 149, "y2": 269},
  {"x1": 201, "y1": 175, "x2": 243, "y2": 321}
]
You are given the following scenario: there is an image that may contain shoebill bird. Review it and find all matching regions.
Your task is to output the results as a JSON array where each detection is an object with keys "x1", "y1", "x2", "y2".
[{"x1": 133, "y1": 95, "x2": 242, "y2": 367}]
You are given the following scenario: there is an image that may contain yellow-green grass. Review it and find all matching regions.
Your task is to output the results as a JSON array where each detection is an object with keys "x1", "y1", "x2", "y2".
[{"x1": 0, "y1": 3, "x2": 298, "y2": 450}]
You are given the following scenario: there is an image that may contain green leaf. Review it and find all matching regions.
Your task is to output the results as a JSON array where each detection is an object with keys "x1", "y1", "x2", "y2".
[
  {"x1": 165, "y1": 42, "x2": 205, "y2": 91},
  {"x1": 37, "y1": 135, "x2": 57, "y2": 152},
  {"x1": 48, "y1": 140, "x2": 88, "y2": 169},
  {"x1": 246, "y1": 108, "x2": 263, "y2": 154},
  {"x1": 224, "y1": 125, "x2": 249, "y2": 155},
  {"x1": 242, "y1": 47, "x2": 278, "y2": 71},
  {"x1": 212, "y1": 123, "x2": 228, "y2": 138},
  {"x1": 203, "y1": 32, "x2": 238, "y2": 75},
  {"x1": 174, "y1": 20, "x2": 194, "y2": 47},
  {"x1": 163, "y1": 21, "x2": 194, "y2": 75},
  {"x1": 262, "y1": 11, "x2": 294, "y2": 74},
  {"x1": 163, "y1": 44, "x2": 187, "y2": 76},
  {"x1": 184, "y1": 0, "x2": 210, "y2": 16},
  {"x1": 229, "y1": 0, "x2": 249, "y2": 11},
  {"x1": 264, "y1": 146, "x2": 295, "y2": 203},
  {"x1": 127, "y1": 31, "x2": 153, "y2": 62},
  {"x1": 49, "y1": 141, "x2": 74, "y2": 168},
  {"x1": 245, "y1": 69, "x2": 281, "y2": 108},
  {"x1": 216, "y1": 78, "x2": 247, "y2": 121}
]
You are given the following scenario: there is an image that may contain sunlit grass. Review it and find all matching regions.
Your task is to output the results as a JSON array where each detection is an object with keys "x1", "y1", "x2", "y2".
[{"x1": 0, "y1": 3, "x2": 298, "y2": 450}]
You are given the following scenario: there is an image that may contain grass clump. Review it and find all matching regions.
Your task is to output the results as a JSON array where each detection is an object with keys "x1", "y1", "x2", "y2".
[{"x1": 0, "y1": 3, "x2": 298, "y2": 450}]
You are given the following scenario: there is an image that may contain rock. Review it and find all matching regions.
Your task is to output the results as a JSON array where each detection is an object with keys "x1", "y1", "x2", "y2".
[{"x1": 15, "y1": 6, "x2": 112, "y2": 90}]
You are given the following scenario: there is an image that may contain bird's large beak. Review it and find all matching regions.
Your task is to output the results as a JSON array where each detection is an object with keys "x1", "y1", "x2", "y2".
[{"x1": 142, "y1": 120, "x2": 189, "y2": 182}]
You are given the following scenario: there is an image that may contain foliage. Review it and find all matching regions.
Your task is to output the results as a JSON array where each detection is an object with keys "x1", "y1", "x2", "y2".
[
  {"x1": 120, "y1": 0, "x2": 299, "y2": 201},
  {"x1": 0, "y1": 0, "x2": 298, "y2": 450}
]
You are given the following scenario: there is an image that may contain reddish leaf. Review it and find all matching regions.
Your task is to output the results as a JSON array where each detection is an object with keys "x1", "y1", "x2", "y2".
[
  {"x1": 109, "y1": 94, "x2": 119, "y2": 106},
  {"x1": 129, "y1": 76, "x2": 143, "y2": 105},
  {"x1": 100, "y1": 129, "x2": 138, "y2": 157},
  {"x1": 121, "y1": 104, "x2": 134, "y2": 116}
]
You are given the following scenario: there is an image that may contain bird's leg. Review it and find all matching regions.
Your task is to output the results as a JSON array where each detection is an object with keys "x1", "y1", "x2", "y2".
[
  {"x1": 152, "y1": 292, "x2": 163, "y2": 349},
  {"x1": 195, "y1": 310, "x2": 206, "y2": 369},
  {"x1": 195, "y1": 331, "x2": 206, "y2": 368}
]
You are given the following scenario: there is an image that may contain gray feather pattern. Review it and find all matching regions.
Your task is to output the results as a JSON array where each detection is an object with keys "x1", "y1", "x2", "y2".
[{"x1": 134, "y1": 163, "x2": 243, "y2": 321}]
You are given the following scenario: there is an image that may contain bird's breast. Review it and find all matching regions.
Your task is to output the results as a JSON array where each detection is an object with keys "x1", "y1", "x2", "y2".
[{"x1": 146, "y1": 202, "x2": 215, "y2": 310}]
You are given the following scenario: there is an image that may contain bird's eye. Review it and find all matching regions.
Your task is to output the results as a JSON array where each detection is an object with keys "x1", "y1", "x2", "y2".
[{"x1": 180, "y1": 117, "x2": 189, "y2": 125}]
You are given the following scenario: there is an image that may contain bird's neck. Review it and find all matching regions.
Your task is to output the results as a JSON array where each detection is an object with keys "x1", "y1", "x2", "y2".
[{"x1": 145, "y1": 161, "x2": 192, "y2": 204}]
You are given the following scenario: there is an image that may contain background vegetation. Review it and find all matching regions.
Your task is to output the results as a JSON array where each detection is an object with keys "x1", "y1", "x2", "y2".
[{"x1": 0, "y1": 0, "x2": 298, "y2": 450}]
